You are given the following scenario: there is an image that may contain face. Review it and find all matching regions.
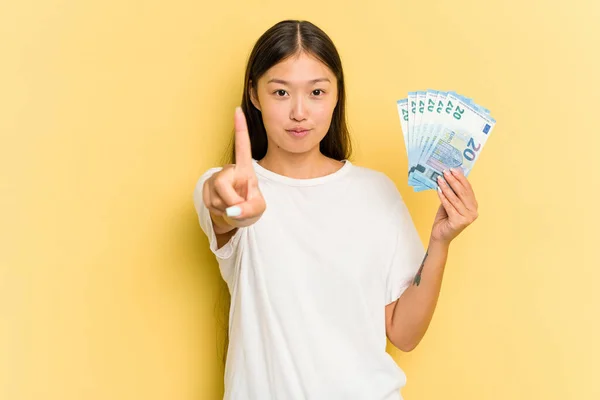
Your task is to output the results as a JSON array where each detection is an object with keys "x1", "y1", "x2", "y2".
[{"x1": 250, "y1": 52, "x2": 338, "y2": 157}]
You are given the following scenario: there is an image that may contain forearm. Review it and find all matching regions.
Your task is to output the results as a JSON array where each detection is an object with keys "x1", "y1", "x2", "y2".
[
  {"x1": 211, "y1": 212, "x2": 236, "y2": 235},
  {"x1": 210, "y1": 211, "x2": 262, "y2": 251},
  {"x1": 388, "y1": 238, "x2": 450, "y2": 351}
]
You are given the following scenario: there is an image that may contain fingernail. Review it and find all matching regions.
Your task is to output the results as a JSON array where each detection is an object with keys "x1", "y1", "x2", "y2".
[
  {"x1": 226, "y1": 206, "x2": 241, "y2": 217},
  {"x1": 443, "y1": 169, "x2": 449, "y2": 175}
]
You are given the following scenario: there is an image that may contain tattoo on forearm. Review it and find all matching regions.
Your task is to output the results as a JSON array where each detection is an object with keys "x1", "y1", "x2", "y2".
[{"x1": 413, "y1": 250, "x2": 429, "y2": 286}]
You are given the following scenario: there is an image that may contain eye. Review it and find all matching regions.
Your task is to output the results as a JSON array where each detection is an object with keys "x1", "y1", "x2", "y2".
[
  {"x1": 312, "y1": 89, "x2": 325, "y2": 96},
  {"x1": 274, "y1": 90, "x2": 288, "y2": 97}
]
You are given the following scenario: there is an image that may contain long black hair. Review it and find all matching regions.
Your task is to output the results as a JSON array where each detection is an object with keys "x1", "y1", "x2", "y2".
[{"x1": 217, "y1": 20, "x2": 352, "y2": 368}]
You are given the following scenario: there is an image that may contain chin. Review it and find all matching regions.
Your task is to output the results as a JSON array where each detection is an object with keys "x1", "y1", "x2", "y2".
[
  {"x1": 280, "y1": 143, "x2": 319, "y2": 155},
  {"x1": 286, "y1": 138, "x2": 325, "y2": 155}
]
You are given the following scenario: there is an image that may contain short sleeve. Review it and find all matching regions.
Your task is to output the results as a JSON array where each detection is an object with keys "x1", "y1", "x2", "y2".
[
  {"x1": 192, "y1": 168, "x2": 244, "y2": 281},
  {"x1": 385, "y1": 198, "x2": 426, "y2": 305}
]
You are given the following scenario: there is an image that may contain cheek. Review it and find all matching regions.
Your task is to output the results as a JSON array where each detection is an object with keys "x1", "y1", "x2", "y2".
[
  {"x1": 312, "y1": 101, "x2": 337, "y2": 123},
  {"x1": 260, "y1": 104, "x2": 287, "y2": 125}
]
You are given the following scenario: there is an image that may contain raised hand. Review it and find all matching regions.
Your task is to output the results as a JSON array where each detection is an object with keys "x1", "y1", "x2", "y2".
[{"x1": 202, "y1": 107, "x2": 266, "y2": 230}]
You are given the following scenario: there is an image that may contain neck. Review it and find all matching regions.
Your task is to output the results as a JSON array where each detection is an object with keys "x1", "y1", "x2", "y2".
[{"x1": 258, "y1": 148, "x2": 344, "y2": 179}]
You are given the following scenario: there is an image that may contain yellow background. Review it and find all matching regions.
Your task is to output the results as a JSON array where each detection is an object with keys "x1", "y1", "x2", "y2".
[{"x1": 2, "y1": 0, "x2": 599, "y2": 399}]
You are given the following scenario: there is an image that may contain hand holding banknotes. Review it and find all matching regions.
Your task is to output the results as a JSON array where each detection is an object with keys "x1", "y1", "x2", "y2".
[
  {"x1": 396, "y1": 90, "x2": 494, "y2": 243},
  {"x1": 431, "y1": 167, "x2": 479, "y2": 245}
]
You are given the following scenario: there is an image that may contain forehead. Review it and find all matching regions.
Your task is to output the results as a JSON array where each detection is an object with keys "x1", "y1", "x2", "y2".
[{"x1": 262, "y1": 52, "x2": 335, "y2": 84}]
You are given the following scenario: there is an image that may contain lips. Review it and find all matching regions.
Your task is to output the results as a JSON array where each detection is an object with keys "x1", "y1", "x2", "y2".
[{"x1": 286, "y1": 128, "x2": 311, "y2": 137}]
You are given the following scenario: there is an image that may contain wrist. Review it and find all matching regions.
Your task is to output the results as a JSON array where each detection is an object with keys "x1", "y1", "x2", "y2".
[
  {"x1": 428, "y1": 237, "x2": 451, "y2": 252},
  {"x1": 211, "y1": 212, "x2": 236, "y2": 235}
]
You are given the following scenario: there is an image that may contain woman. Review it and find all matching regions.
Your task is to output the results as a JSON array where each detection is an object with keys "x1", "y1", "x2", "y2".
[{"x1": 193, "y1": 19, "x2": 478, "y2": 400}]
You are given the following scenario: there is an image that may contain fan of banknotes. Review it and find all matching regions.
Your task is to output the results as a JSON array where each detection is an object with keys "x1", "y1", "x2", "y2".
[{"x1": 396, "y1": 90, "x2": 496, "y2": 192}]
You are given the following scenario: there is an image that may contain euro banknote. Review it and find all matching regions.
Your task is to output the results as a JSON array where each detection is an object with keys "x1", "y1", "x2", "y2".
[{"x1": 396, "y1": 90, "x2": 496, "y2": 192}]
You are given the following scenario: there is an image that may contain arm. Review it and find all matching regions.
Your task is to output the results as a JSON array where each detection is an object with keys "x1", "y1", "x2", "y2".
[
  {"x1": 385, "y1": 238, "x2": 449, "y2": 352},
  {"x1": 212, "y1": 213, "x2": 238, "y2": 250},
  {"x1": 210, "y1": 211, "x2": 262, "y2": 250},
  {"x1": 385, "y1": 167, "x2": 478, "y2": 352}
]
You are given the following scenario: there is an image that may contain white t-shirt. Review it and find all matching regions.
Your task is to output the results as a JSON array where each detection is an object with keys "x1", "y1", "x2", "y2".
[{"x1": 193, "y1": 159, "x2": 426, "y2": 400}]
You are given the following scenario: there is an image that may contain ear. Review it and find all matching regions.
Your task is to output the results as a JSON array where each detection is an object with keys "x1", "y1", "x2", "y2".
[{"x1": 249, "y1": 81, "x2": 261, "y2": 112}]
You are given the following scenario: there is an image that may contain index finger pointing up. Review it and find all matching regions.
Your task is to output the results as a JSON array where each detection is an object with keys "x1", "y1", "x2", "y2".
[{"x1": 234, "y1": 107, "x2": 253, "y2": 171}]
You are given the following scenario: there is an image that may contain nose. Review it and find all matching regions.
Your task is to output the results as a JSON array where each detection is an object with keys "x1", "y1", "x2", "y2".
[{"x1": 290, "y1": 95, "x2": 308, "y2": 121}]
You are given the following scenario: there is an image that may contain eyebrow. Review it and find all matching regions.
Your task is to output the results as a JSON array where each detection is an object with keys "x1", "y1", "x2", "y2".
[{"x1": 266, "y1": 78, "x2": 331, "y2": 85}]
